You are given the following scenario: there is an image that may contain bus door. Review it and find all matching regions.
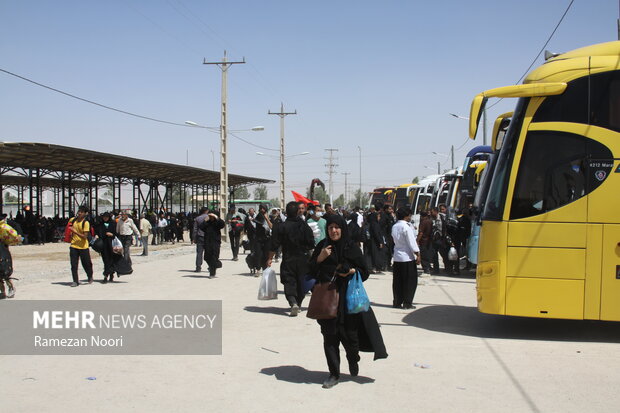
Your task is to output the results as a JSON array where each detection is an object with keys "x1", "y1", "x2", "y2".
[{"x1": 505, "y1": 123, "x2": 615, "y2": 319}]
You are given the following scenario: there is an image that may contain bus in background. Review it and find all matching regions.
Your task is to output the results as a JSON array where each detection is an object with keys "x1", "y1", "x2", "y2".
[
  {"x1": 394, "y1": 183, "x2": 418, "y2": 209},
  {"x1": 467, "y1": 113, "x2": 512, "y2": 265},
  {"x1": 469, "y1": 41, "x2": 620, "y2": 321},
  {"x1": 460, "y1": 145, "x2": 493, "y2": 209},
  {"x1": 432, "y1": 169, "x2": 463, "y2": 209},
  {"x1": 369, "y1": 187, "x2": 395, "y2": 208}
]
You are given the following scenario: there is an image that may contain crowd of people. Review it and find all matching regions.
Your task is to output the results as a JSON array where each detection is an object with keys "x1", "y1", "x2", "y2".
[{"x1": 0, "y1": 199, "x2": 472, "y2": 389}]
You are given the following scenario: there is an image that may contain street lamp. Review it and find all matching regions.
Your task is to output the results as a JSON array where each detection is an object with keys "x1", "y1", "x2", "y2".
[
  {"x1": 432, "y1": 147, "x2": 454, "y2": 170},
  {"x1": 257, "y1": 151, "x2": 309, "y2": 206},
  {"x1": 450, "y1": 112, "x2": 486, "y2": 145},
  {"x1": 424, "y1": 164, "x2": 441, "y2": 174}
]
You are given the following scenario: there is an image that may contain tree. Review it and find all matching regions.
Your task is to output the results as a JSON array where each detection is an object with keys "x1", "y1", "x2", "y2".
[
  {"x1": 269, "y1": 198, "x2": 281, "y2": 208},
  {"x1": 333, "y1": 194, "x2": 345, "y2": 208},
  {"x1": 412, "y1": 176, "x2": 419, "y2": 184},
  {"x1": 347, "y1": 188, "x2": 368, "y2": 209},
  {"x1": 233, "y1": 186, "x2": 250, "y2": 199},
  {"x1": 4, "y1": 192, "x2": 17, "y2": 203},
  {"x1": 308, "y1": 186, "x2": 329, "y2": 205},
  {"x1": 253, "y1": 184, "x2": 268, "y2": 200}
]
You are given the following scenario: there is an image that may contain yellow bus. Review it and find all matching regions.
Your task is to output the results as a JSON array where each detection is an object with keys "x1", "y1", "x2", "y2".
[{"x1": 468, "y1": 41, "x2": 620, "y2": 321}]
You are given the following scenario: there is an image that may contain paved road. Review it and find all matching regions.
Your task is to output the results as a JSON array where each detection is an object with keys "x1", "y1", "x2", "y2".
[{"x1": 2, "y1": 243, "x2": 619, "y2": 412}]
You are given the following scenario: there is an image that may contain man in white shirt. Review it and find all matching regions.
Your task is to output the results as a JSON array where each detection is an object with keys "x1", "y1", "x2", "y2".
[
  {"x1": 391, "y1": 207, "x2": 421, "y2": 309},
  {"x1": 157, "y1": 213, "x2": 168, "y2": 245},
  {"x1": 139, "y1": 213, "x2": 152, "y2": 256}
]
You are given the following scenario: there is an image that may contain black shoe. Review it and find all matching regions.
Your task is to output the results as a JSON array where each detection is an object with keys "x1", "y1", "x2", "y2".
[
  {"x1": 349, "y1": 361, "x2": 359, "y2": 377},
  {"x1": 322, "y1": 375, "x2": 339, "y2": 389},
  {"x1": 102, "y1": 277, "x2": 108, "y2": 284},
  {"x1": 195, "y1": 267, "x2": 201, "y2": 273},
  {"x1": 392, "y1": 304, "x2": 403, "y2": 309}
]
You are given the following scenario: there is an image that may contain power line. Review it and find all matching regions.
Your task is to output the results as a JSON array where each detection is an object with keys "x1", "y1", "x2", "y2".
[
  {"x1": 0, "y1": 67, "x2": 279, "y2": 151},
  {"x1": 0, "y1": 68, "x2": 193, "y2": 128},
  {"x1": 487, "y1": 0, "x2": 575, "y2": 110}
]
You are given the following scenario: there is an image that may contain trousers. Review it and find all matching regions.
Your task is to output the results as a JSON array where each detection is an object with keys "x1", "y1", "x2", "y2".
[
  {"x1": 318, "y1": 315, "x2": 361, "y2": 379},
  {"x1": 70, "y1": 247, "x2": 93, "y2": 283},
  {"x1": 392, "y1": 260, "x2": 418, "y2": 308}
]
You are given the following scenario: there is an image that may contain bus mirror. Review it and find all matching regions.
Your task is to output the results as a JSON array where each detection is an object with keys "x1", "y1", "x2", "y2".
[
  {"x1": 469, "y1": 83, "x2": 566, "y2": 140},
  {"x1": 492, "y1": 112, "x2": 513, "y2": 151},
  {"x1": 469, "y1": 94, "x2": 488, "y2": 140}
]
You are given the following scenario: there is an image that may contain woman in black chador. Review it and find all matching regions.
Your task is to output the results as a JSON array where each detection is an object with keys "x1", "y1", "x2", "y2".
[
  {"x1": 309, "y1": 214, "x2": 388, "y2": 389},
  {"x1": 199, "y1": 211, "x2": 225, "y2": 278},
  {"x1": 94, "y1": 212, "x2": 120, "y2": 283},
  {"x1": 250, "y1": 204, "x2": 272, "y2": 275}
]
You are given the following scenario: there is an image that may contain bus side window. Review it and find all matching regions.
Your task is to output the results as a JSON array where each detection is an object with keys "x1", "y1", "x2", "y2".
[
  {"x1": 510, "y1": 131, "x2": 612, "y2": 220},
  {"x1": 533, "y1": 70, "x2": 620, "y2": 133}
]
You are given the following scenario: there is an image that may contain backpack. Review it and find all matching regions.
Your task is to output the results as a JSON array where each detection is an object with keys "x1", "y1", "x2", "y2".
[
  {"x1": 445, "y1": 208, "x2": 459, "y2": 234},
  {"x1": 0, "y1": 242, "x2": 13, "y2": 279},
  {"x1": 432, "y1": 216, "x2": 445, "y2": 242},
  {"x1": 63, "y1": 218, "x2": 75, "y2": 243}
]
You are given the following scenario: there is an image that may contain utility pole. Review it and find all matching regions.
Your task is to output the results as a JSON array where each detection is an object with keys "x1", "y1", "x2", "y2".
[
  {"x1": 268, "y1": 103, "x2": 297, "y2": 208},
  {"x1": 342, "y1": 172, "x2": 350, "y2": 206},
  {"x1": 437, "y1": 161, "x2": 440, "y2": 175},
  {"x1": 357, "y1": 146, "x2": 362, "y2": 205},
  {"x1": 324, "y1": 149, "x2": 339, "y2": 204},
  {"x1": 450, "y1": 145, "x2": 455, "y2": 170},
  {"x1": 204, "y1": 51, "x2": 245, "y2": 241}
]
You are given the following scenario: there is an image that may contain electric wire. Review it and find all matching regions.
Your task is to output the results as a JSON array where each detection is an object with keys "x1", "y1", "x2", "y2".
[
  {"x1": 0, "y1": 68, "x2": 281, "y2": 151},
  {"x1": 486, "y1": 0, "x2": 574, "y2": 110},
  {"x1": 0, "y1": 68, "x2": 195, "y2": 128}
]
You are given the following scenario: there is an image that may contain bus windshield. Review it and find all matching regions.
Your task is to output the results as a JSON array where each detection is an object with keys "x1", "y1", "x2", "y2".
[{"x1": 482, "y1": 97, "x2": 529, "y2": 221}]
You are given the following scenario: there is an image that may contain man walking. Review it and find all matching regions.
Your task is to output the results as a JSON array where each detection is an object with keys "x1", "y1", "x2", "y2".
[
  {"x1": 68, "y1": 206, "x2": 94, "y2": 286},
  {"x1": 192, "y1": 207, "x2": 209, "y2": 272},
  {"x1": 268, "y1": 201, "x2": 315, "y2": 316},
  {"x1": 139, "y1": 213, "x2": 152, "y2": 256},
  {"x1": 391, "y1": 207, "x2": 421, "y2": 309},
  {"x1": 116, "y1": 210, "x2": 141, "y2": 274},
  {"x1": 226, "y1": 205, "x2": 245, "y2": 261}
]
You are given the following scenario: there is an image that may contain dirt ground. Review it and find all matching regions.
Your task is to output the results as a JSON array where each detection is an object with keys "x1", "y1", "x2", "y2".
[{"x1": 2, "y1": 240, "x2": 620, "y2": 413}]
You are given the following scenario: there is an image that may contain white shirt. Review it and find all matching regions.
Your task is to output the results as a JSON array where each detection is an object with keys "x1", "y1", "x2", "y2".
[{"x1": 391, "y1": 219, "x2": 420, "y2": 262}]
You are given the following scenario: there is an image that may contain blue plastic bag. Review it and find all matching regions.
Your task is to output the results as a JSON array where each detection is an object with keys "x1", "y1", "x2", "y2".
[
  {"x1": 346, "y1": 271, "x2": 370, "y2": 314},
  {"x1": 302, "y1": 274, "x2": 316, "y2": 295}
]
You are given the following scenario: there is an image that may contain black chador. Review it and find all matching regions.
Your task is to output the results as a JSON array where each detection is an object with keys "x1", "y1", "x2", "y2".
[{"x1": 199, "y1": 214, "x2": 225, "y2": 277}]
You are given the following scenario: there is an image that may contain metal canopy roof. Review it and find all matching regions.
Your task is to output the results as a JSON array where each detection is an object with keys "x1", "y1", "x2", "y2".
[
  {"x1": 0, "y1": 175, "x2": 105, "y2": 189},
  {"x1": 0, "y1": 142, "x2": 273, "y2": 187}
]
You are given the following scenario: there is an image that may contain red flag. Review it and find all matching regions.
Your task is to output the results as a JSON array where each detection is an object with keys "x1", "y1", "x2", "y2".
[{"x1": 291, "y1": 191, "x2": 319, "y2": 205}]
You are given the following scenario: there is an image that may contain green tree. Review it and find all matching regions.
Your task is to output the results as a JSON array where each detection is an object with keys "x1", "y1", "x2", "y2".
[
  {"x1": 233, "y1": 186, "x2": 250, "y2": 199},
  {"x1": 3, "y1": 192, "x2": 17, "y2": 203},
  {"x1": 253, "y1": 184, "x2": 268, "y2": 200},
  {"x1": 347, "y1": 188, "x2": 367, "y2": 209},
  {"x1": 412, "y1": 176, "x2": 419, "y2": 184},
  {"x1": 309, "y1": 186, "x2": 329, "y2": 205},
  {"x1": 269, "y1": 198, "x2": 281, "y2": 208},
  {"x1": 333, "y1": 194, "x2": 345, "y2": 208},
  {"x1": 171, "y1": 186, "x2": 188, "y2": 204}
]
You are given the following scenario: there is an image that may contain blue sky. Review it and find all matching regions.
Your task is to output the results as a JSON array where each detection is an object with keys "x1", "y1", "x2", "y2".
[{"x1": 1, "y1": 0, "x2": 617, "y2": 202}]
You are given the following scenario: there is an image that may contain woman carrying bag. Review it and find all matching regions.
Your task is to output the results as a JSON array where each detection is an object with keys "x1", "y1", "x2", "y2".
[
  {"x1": 93, "y1": 212, "x2": 121, "y2": 283},
  {"x1": 308, "y1": 214, "x2": 387, "y2": 389}
]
